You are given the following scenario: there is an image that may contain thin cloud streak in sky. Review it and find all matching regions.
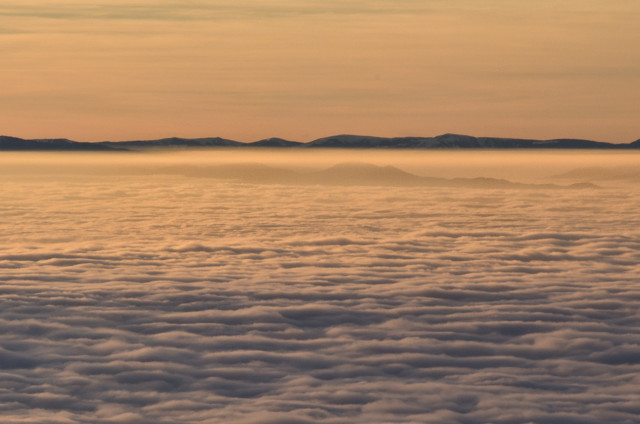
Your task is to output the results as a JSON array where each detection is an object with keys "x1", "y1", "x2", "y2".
[
  {"x1": 4, "y1": 1, "x2": 638, "y2": 21},
  {"x1": 0, "y1": 1, "x2": 439, "y2": 22}
]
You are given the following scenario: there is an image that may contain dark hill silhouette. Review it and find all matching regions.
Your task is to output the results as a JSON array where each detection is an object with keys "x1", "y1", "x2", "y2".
[
  {"x1": 100, "y1": 137, "x2": 241, "y2": 149},
  {"x1": 0, "y1": 136, "x2": 118, "y2": 151},
  {"x1": 305, "y1": 134, "x2": 631, "y2": 149},
  {"x1": 2, "y1": 133, "x2": 638, "y2": 151},
  {"x1": 248, "y1": 138, "x2": 303, "y2": 147}
]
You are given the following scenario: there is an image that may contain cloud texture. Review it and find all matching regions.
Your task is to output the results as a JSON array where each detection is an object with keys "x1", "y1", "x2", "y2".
[{"x1": 1, "y1": 155, "x2": 640, "y2": 423}]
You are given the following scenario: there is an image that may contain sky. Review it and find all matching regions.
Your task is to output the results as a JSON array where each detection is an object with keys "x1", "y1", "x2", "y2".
[{"x1": 1, "y1": 0, "x2": 639, "y2": 142}]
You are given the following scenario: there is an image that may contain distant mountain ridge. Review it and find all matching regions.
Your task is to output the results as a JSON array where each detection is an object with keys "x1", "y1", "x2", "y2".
[
  {"x1": 0, "y1": 135, "x2": 118, "y2": 151},
  {"x1": 2, "y1": 133, "x2": 639, "y2": 151}
]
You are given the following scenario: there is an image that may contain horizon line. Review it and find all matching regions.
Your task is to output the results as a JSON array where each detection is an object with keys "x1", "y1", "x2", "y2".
[{"x1": 3, "y1": 132, "x2": 640, "y2": 145}]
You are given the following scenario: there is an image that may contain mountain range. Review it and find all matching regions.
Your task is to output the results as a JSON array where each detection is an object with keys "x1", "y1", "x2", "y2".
[{"x1": 2, "y1": 133, "x2": 640, "y2": 151}]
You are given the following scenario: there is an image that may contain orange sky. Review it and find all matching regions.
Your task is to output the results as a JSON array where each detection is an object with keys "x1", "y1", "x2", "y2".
[{"x1": 1, "y1": 1, "x2": 639, "y2": 142}]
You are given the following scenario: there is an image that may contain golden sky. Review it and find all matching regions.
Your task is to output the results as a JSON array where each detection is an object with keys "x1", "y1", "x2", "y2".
[{"x1": 1, "y1": 0, "x2": 639, "y2": 142}]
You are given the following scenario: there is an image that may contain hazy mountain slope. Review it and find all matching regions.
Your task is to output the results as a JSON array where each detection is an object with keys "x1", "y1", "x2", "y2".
[{"x1": 163, "y1": 162, "x2": 596, "y2": 189}]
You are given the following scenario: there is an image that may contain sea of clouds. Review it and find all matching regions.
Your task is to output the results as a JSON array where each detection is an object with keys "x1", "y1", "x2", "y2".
[{"x1": 1, "y1": 152, "x2": 639, "y2": 423}]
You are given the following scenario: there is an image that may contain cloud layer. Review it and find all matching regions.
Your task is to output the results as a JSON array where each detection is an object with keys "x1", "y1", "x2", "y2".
[{"x1": 1, "y1": 157, "x2": 640, "y2": 423}]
